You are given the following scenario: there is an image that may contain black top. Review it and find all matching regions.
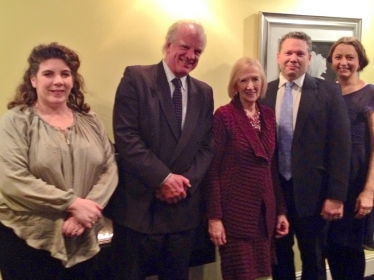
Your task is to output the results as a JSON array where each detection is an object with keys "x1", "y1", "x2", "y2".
[{"x1": 329, "y1": 84, "x2": 374, "y2": 250}]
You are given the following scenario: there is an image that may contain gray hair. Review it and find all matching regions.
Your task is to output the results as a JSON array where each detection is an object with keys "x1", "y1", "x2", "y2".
[
  {"x1": 161, "y1": 19, "x2": 206, "y2": 54},
  {"x1": 278, "y1": 31, "x2": 312, "y2": 53}
]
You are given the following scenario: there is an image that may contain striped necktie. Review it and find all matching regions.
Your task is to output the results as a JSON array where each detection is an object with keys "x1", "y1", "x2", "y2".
[{"x1": 172, "y1": 78, "x2": 182, "y2": 136}]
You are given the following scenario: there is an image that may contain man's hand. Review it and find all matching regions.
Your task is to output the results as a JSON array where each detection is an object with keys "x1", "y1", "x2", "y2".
[
  {"x1": 275, "y1": 214, "x2": 289, "y2": 238},
  {"x1": 208, "y1": 219, "x2": 226, "y2": 246},
  {"x1": 320, "y1": 198, "x2": 343, "y2": 221},
  {"x1": 155, "y1": 174, "x2": 191, "y2": 204}
]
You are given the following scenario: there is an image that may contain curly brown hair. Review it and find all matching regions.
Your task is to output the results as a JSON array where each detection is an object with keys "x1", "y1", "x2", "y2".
[{"x1": 8, "y1": 42, "x2": 90, "y2": 113}]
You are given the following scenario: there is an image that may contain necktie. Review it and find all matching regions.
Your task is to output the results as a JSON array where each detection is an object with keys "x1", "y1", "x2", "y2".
[
  {"x1": 172, "y1": 78, "x2": 182, "y2": 135},
  {"x1": 278, "y1": 81, "x2": 294, "y2": 180}
]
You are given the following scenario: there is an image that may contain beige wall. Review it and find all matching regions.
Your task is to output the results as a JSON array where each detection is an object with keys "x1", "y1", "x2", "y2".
[
  {"x1": 1, "y1": 0, "x2": 374, "y2": 279},
  {"x1": 2, "y1": 0, "x2": 374, "y2": 139}
]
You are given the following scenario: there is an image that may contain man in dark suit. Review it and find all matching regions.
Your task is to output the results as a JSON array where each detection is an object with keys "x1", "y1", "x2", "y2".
[
  {"x1": 261, "y1": 31, "x2": 351, "y2": 280},
  {"x1": 106, "y1": 20, "x2": 214, "y2": 280}
]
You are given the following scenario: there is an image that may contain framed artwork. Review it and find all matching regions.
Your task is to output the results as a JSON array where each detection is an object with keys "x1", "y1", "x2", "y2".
[{"x1": 259, "y1": 12, "x2": 362, "y2": 82}]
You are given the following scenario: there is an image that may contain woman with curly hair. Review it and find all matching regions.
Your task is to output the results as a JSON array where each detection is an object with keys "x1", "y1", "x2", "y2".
[{"x1": 0, "y1": 43, "x2": 118, "y2": 280}]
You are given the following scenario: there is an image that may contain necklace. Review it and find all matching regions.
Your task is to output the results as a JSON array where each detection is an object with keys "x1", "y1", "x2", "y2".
[
  {"x1": 244, "y1": 108, "x2": 261, "y2": 131},
  {"x1": 53, "y1": 126, "x2": 71, "y2": 145}
]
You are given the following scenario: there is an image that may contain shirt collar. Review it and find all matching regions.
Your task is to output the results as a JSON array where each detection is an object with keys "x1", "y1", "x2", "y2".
[
  {"x1": 162, "y1": 60, "x2": 187, "y2": 90},
  {"x1": 278, "y1": 73, "x2": 306, "y2": 89}
]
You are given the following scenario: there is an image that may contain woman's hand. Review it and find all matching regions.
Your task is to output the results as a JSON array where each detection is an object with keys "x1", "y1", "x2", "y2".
[
  {"x1": 67, "y1": 197, "x2": 103, "y2": 228},
  {"x1": 355, "y1": 189, "x2": 374, "y2": 219},
  {"x1": 357, "y1": 112, "x2": 374, "y2": 219},
  {"x1": 62, "y1": 216, "x2": 85, "y2": 237},
  {"x1": 275, "y1": 214, "x2": 289, "y2": 238},
  {"x1": 208, "y1": 219, "x2": 227, "y2": 246}
]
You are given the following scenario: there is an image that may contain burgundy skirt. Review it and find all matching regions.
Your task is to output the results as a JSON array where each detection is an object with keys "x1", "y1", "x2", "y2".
[
  {"x1": 218, "y1": 207, "x2": 275, "y2": 280},
  {"x1": 219, "y1": 235, "x2": 273, "y2": 280}
]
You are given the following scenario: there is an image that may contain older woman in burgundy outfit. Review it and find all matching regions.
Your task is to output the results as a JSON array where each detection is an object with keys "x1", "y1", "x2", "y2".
[{"x1": 206, "y1": 57, "x2": 289, "y2": 280}]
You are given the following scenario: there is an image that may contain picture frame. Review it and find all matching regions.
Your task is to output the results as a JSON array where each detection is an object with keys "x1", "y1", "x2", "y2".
[{"x1": 259, "y1": 12, "x2": 362, "y2": 82}]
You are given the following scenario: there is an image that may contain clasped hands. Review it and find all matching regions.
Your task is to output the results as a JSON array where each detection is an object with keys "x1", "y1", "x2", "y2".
[
  {"x1": 155, "y1": 174, "x2": 191, "y2": 204},
  {"x1": 62, "y1": 197, "x2": 103, "y2": 238}
]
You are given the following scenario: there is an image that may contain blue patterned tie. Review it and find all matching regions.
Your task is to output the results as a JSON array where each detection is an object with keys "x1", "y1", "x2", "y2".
[
  {"x1": 278, "y1": 81, "x2": 294, "y2": 180},
  {"x1": 172, "y1": 78, "x2": 182, "y2": 136}
]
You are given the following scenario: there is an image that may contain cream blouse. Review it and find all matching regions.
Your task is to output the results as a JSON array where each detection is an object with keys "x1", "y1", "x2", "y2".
[{"x1": 0, "y1": 106, "x2": 118, "y2": 267}]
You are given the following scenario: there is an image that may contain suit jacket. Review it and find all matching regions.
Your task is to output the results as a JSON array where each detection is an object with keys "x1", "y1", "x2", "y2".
[
  {"x1": 261, "y1": 73, "x2": 351, "y2": 218},
  {"x1": 105, "y1": 61, "x2": 214, "y2": 234},
  {"x1": 206, "y1": 97, "x2": 286, "y2": 238}
]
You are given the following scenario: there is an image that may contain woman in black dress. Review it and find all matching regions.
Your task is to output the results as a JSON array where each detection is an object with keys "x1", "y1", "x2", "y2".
[{"x1": 326, "y1": 37, "x2": 374, "y2": 280}]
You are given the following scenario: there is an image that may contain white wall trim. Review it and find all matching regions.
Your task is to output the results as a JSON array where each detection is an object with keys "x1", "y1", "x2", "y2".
[{"x1": 364, "y1": 254, "x2": 374, "y2": 277}]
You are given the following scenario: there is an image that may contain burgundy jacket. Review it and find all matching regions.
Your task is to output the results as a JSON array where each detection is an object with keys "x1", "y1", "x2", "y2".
[{"x1": 206, "y1": 97, "x2": 286, "y2": 238}]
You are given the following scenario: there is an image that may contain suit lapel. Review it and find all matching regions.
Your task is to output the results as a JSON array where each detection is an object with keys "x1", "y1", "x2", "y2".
[
  {"x1": 263, "y1": 80, "x2": 279, "y2": 110},
  {"x1": 293, "y1": 74, "x2": 318, "y2": 144},
  {"x1": 153, "y1": 62, "x2": 180, "y2": 140}
]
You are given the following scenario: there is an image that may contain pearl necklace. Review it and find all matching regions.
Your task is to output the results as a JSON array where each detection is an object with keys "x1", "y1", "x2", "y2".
[{"x1": 244, "y1": 108, "x2": 261, "y2": 131}]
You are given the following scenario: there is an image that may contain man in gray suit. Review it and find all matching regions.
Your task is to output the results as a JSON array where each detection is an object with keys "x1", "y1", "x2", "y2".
[
  {"x1": 106, "y1": 19, "x2": 214, "y2": 280},
  {"x1": 261, "y1": 31, "x2": 351, "y2": 280}
]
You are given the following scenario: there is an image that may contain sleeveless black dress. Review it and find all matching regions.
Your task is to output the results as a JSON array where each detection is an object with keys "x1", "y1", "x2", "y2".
[{"x1": 329, "y1": 84, "x2": 374, "y2": 251}]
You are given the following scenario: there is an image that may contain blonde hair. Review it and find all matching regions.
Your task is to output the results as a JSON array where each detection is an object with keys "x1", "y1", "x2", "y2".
[
  {"x1": 279, "y1": 31, "x2": 312, "y2": 53},
  {"x1": 227, "y1": 57, "x2": 267, "y2": 99}
]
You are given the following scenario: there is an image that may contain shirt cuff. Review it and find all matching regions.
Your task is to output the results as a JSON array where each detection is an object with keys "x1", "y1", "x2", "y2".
[{"x1": 159, "y1": 173, "x2": 172, "y2": 187}]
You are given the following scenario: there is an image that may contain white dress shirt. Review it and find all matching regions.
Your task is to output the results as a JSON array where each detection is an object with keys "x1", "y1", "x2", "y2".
[{"x1": 162, "y1": 60, "x2": 188, "y2": 129}]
